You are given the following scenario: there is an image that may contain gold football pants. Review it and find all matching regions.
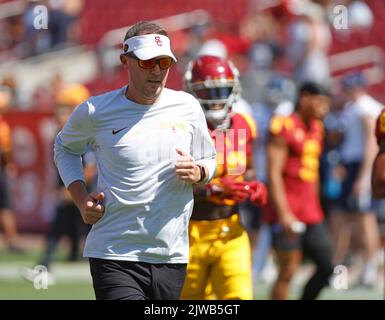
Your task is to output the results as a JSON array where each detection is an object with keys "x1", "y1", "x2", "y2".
[{"x1": 181, "y1": 214, "x2": 253, "y2": 300}]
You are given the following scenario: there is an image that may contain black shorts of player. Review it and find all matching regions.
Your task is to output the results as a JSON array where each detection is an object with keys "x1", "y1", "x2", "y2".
[
  {"x1": 335, "y1": 161, "x2": 374, "y2": 213},
  {"x1": 0, "y1": 169, "x2": 10, "y2": 210},
  {"x1": 270, "y1": 222, "x2": 334, "y2": 300},
  {"x1": 89, "y1": 258, "x2": 187, "y2": 300},
  {"x1": 270, "y1": 222, "x2": 332, "y2": 252}
]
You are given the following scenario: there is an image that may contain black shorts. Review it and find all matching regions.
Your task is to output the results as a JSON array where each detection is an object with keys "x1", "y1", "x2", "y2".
[
  {"x1": 0, "y1": 169, "x2": 10, "y2": 210},
  {"x1": 270, "y1": 222, "x2": 332, "y2": 253},
  {"x1": 335, "y1": 162, "x2": 373, "y2": 213},
  {"x1": 89, "y1": 258, "x2": 187, "y2": 300}
]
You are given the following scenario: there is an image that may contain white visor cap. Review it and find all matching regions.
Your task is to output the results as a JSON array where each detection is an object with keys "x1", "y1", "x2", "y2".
[{"x1": 123, "y1": 34, "x2": 177, "y2": 62}]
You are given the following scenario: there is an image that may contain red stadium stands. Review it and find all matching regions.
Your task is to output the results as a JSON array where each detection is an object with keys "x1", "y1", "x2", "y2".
[{"x1": 79, "y1": 0, "x2": 248, "y2": 45}]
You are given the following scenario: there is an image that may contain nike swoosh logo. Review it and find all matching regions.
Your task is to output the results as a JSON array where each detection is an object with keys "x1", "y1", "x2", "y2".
[{"x1": 112, "y1": 127, "x2": 128, "y2": 135}]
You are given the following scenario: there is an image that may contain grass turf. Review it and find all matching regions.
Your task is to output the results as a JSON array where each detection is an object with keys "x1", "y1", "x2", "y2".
[
  {"x1": 0, "y1": 281, "x2": 94, "y2": 300},
  {"x1": 0, "y1": 248, "x2": 383, "y2": 300}
]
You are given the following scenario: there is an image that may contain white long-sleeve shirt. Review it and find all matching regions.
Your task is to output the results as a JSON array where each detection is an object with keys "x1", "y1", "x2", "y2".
[{"x1": 54, "y1": 86, "x2": 216, "y2": 264}]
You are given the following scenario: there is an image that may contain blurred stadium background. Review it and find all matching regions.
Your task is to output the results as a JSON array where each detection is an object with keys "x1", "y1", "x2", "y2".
[{"x1": 0, "y1": 0, "x2": 385, "y2": 299}]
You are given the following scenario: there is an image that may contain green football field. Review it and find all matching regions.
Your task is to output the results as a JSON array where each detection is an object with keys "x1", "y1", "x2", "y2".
[
  {"x1": 0, "y1": 246, "x2": 383, "y2": 300},
  {"x1": 0, "y1": 247, "x2": 95, "y2": 300}
]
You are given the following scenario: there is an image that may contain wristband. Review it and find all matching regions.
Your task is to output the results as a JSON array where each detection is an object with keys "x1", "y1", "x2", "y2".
[{"x1": 197, "y1": 165, "x2": 207, "y2": 183}]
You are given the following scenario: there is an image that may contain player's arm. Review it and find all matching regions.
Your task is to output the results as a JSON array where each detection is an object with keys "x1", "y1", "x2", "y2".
[
  {"x1": 267, "y1": 134, "x2": 297, "y2": 235},
  {"x1": 0, "y1": 121, "x2": 12, "y2": 167},
  {"x1": 244, "y1": 121, "x2": 267, "y2": 206},
  {"x1": 57, "y1": 182, "x2": 73, "y2": 203},
  {"x1": 314, "y1": 122, "x2": 324, "y2": 202},
  {"x1": 372, "y1": 140, "x2": 385, "y2": 198}
]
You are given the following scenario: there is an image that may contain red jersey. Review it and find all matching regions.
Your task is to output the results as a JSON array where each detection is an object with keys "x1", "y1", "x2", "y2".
[
  {"x1": 263, "y1": 113, "x2": 324, "y2": 224},
  {"x1": 208, "y1": 112, "x2": 257, "y2": 206}
]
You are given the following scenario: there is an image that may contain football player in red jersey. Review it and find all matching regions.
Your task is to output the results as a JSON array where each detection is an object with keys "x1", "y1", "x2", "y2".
[
  {"x1": 180, "y1": 55, "x2": 267, "y2": 300},
  {"x1": 372, "y1": 108, "x2": 385, "y2": 198},
  {"x1": 264, "y1": 82, "x2": 334, "y2": 300}
]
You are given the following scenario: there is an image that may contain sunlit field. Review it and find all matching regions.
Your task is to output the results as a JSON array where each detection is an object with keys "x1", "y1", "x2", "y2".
[{"x1": 0, "y1": 236, "x2": 383, "y2": 300}]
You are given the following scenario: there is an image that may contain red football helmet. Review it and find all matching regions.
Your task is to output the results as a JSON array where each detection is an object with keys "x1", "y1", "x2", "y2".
[{"x1": 184, "y1": 55, "x2": 240, "y2": 129}]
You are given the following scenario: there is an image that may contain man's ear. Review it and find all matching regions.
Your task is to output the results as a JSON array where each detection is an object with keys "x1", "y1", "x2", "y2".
[{"x1": 120, "y1": 54, "x2": 128, "y2": 67}]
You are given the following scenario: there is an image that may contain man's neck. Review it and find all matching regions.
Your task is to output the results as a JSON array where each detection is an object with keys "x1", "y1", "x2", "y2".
[{"x1": 125, "y1": 86, "x2": 160, "y2": 105}]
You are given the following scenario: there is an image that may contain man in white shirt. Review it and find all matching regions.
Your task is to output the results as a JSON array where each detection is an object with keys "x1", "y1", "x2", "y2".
[
  {"x1": 54, "y1": 21, "x2": 216, "y2": 300},
  {"x1": 331, "y1": 71, "x2": 382, "y2": 288}
]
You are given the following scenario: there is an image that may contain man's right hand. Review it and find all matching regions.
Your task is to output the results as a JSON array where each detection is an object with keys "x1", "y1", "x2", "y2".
[{"x1": 81, "y1": 192, "x2": 105, "y2": 224}]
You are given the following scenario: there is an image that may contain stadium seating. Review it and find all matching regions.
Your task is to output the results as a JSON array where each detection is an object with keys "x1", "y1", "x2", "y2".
[{"x1": 79, "y1": 0, "x2": 248, "y2": 46}]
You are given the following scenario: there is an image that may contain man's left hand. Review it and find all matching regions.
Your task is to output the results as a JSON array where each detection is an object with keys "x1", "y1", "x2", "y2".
[{"x1": 175, "y1": 148, "x2": 201, "y2": 183}]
